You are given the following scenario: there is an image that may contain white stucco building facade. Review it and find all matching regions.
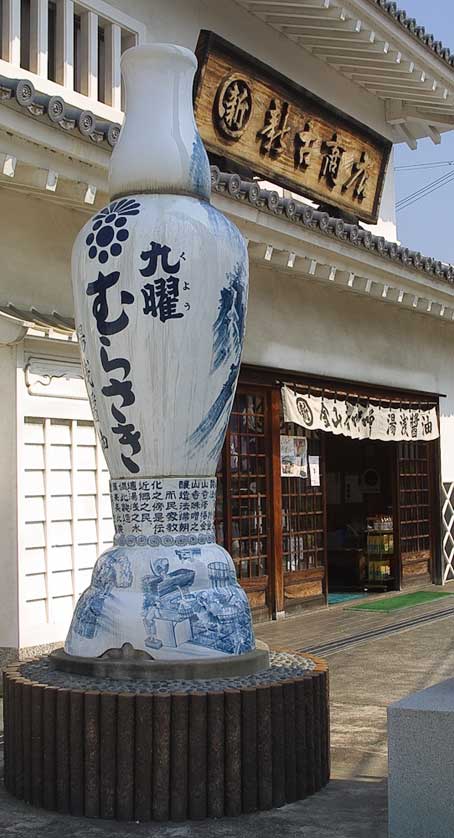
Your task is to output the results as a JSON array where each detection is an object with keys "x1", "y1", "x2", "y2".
[{"x1": 1, "y1": 0, "x2": 454, "y2": 661}]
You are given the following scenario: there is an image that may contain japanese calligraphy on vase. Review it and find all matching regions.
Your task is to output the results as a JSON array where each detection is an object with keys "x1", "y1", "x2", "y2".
[{"x1": 194, "y1": 32, "x2": 391, "y2": 223}]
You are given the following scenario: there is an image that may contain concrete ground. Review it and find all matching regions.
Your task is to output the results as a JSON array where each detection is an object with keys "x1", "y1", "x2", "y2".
[{"x1": 2, "y1": 582, "x2": 454, "y2": 836}]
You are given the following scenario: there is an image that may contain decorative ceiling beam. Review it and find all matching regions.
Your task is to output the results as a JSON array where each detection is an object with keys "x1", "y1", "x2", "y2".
[
  {"x1": 278, "y1": 21, "x2": 364, "y2": 36},
  {"x1": 425, "y1": 124, "x2": 442, "y2": 145},
  {"x1": 346, "y1": 69, "x2": 420, "y2": 83},
  {"x1": 290, "y1": 30, "x2": 378, "y2": 44},
  {"x1": 245, "y1": 0, "x2": 332, "y2": 7},
  {"x1": 332, "y1": 58, "x2": 416, "y2": 73},
  {"x1": 261, "y1": 5, "x2": 346, "y2": 19},
  {"x1": 0, "y1": 152, "x2": 16, "y2": 177},
  {"x1": 392, "y1": 123, "x2": 418, "y2": 149},
  {"x1": 309, "y1": 42, "x2": 394, "y2": 59},
  {"x1": 403, "y1": 109, "x2": 454, "y2": 126}
]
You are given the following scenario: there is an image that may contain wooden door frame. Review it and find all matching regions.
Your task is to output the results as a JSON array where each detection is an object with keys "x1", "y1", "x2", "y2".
[
  {"x1": 396, "y1": 437, "x2": 440, "y2": 587},
  {"x1": 232, "y1": 381, "x2": 275, "y2": 618},
  {"x1": 269, "y1": 387, "x2": 284, "y2": 617},
  {"x1": 430, "y1": 435, "x2": 442, "y2": 585},
  {"x1": 393, "y1": 442, "x2": 403, "y2": 591}
]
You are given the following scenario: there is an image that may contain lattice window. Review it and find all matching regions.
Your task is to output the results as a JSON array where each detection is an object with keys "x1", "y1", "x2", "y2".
[
  {"x1": 398, "y1": 441, "x2": 431, "y2": 555},
  {"x1": 229, "y1": 393, "x2": 269, "y2": 580},
  {"x1": 442, "y1": 481, "x2": 454, "y2": 582},
  {"x1": 281, "y1": 424, "x2": 324, "y2": 572},
  {"x1": 22, "y1": 417, "x2": 113, "y2": 629}
]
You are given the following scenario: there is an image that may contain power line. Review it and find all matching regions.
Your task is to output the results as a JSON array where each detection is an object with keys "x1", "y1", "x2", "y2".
[
  {"x1": 396, "y1": 172, "x2": 454, "y2": 212},
  {"x1": 396, "y1": 170, "x2": 454, "y2": 212},
  {"x1": 398, "y1": 174, "x2": 454, "y2": 212},
  {"x1": 396, "y1": 169, "x2": 454, "y2": 208},
  {"x1": 395, "y1": 160, "x2": 454, "y2": 171}
]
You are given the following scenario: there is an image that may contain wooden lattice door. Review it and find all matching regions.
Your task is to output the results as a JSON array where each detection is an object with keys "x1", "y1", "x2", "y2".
[
  {"x1": 215, "y1": 387, "x2": 273, "y2": 619},
  {"x1": 281, "y1": 424, "x2": 326, "y2": 612},
  {"x1": 397, "y1": 441, "x2": 434, "y2": 586}
]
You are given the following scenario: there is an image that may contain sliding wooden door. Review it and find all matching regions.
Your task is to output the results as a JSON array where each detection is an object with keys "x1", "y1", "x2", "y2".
[{"x1": 215, "y1": 386, "x2": 273, "y2": 620}]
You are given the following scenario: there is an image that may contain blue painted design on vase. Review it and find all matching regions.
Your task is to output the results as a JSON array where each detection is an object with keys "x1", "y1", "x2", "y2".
[
  {"x1": 139, "y1": 546, "x2": 253, "y2": 655},
  {"x1": 68, "y1": 548, "x2": 133, "y2": 643},
  {"x1": 188, "y1": 261, "x2": 247, "y2": 458},
  {"x1": 189, "y1": 133, "x2": 211, "y2": 198},
  {"x1": 212, "y1": 262, "x2": 247, "y2": 372}
]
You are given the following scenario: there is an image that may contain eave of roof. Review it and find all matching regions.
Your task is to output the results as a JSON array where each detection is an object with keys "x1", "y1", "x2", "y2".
[
  {"x1": 211, "y1": 166, "x2": 454, "y2": 283},
  {"x1": 0, "y1": 74, "x2": 121, "y2": 148},
  {"x1": 235, "y1": 0, "x2": 454, "y2": 144},
  {"x1": 2, "y1": 165, "x2": 454, "y2": 334},
  {"x1": 369, "y1": 0, "x2": 454, "y2": 68}
]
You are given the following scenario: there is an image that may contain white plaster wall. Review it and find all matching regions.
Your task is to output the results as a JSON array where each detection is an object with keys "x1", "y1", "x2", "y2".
[
  {"x1": 244, "y1": 265, "x2": 454, "y2": 481},
  {"x1": 362, "y1": 149, "x2": 398, "y2": 242},
  {"x1": 0, "y1": 345, "x2": 19, "y2": 649},
  {"x1": 0, "y1": 191, "x2": 84, "y2": 318}
]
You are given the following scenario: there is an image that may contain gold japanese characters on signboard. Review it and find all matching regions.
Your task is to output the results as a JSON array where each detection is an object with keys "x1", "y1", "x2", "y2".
[{"x1": 194, "y1": 32, "x2": 392, "y2": 224}]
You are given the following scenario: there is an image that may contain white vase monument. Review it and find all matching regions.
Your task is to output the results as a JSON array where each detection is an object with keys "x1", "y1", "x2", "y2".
[
  {"x1": 65, "y1": 43, "x2": 255, "y2": 662},
  {"x1": 3, "y1": 41, "x2": 329, "y2": 824}
]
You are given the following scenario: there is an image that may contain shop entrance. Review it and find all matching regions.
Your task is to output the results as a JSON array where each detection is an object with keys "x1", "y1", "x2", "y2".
[
  {"x1": 326, "y1": 435, "x2": 398, "y2": 596},
  {"x1": 216, "y1": 367, "x2": 440, "y2": 619}
]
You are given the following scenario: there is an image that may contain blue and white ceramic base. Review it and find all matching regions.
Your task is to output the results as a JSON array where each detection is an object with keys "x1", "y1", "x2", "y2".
[
  {"x1": 65, "y1": 477, "x2": 255, "y2": 659},
  {"x1": 65, "y1": 543, "x2": 254, "y2": 659}
]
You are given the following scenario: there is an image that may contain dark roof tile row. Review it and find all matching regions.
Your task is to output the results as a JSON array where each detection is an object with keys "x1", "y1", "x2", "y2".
[
  {"x1": 211, "y1": 167, "x2": 454, "y2": 283},
  {"x1": 371, "y1": 0, "x2": 454, "y2": 67},
  {"x1": 0, "y1": 75, "x2": 121, "y2": 147}
]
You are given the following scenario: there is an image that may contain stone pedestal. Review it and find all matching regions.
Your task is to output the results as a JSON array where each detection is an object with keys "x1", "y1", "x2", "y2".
[{"x1": 388, "y1": 677, "x2": 454, "y2": 838}]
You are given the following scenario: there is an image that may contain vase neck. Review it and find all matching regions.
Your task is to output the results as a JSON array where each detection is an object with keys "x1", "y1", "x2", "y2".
[{"x1": 109, "y1": 44, "x2": 211, "y2": 201}]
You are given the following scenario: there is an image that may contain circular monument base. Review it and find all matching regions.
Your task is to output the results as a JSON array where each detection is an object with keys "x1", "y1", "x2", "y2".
[
  {"x1": 3, "y1": 651, "x2": 329, "y2": 821},
  {"x1": 49, "y1": 641, "x2": 270, "y2": 680}
]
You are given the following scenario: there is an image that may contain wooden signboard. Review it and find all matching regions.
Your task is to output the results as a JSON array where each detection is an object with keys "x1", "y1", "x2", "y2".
[{"x1": 194, "y1": 31, "x2": 392, "y2": 224}]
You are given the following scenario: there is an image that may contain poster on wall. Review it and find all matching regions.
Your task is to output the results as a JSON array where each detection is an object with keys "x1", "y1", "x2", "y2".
[
  {"x1": 309, "y1": 455, "x2": 320, "y2": 487},
  {"x1": 282, "y1": 386, "x2": 439, "y2": 442},
  {"x1": 280, "y1": 435, "x2": 308, "y2": 478}
]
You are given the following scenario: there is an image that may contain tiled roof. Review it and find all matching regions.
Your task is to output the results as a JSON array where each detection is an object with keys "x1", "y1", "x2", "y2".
[
  {"x1": 0, "y1": 75, "x2": 121, "y2": 147},
  {"x1": 211, "y1": 166, "x2": 454, "y2": 283},
  {"x1": 370, "y1": 0, "x2": 454, "y2": 67}
]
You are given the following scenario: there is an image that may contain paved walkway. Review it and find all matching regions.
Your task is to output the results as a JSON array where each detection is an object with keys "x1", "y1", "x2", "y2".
[
  {"x1": 255, "y1": 580, "x2": 454, "y2": 653},
  {"x1": 2, "y1": 583, "x2": 454, "y2": 836}
]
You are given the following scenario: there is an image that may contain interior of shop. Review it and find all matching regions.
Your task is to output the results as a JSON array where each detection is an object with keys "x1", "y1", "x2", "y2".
[{"x1": 326, "y1": 435, "x2": 397, "y2": 598}]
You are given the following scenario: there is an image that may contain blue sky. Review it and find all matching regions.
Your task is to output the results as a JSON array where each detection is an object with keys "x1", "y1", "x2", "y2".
[{"x1": 393, "y1": 0, "x2": 454, "y2": 262}]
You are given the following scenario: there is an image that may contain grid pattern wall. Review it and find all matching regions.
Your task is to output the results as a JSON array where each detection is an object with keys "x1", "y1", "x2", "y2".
[
  {"x1": 281, "y1": 425, "x2": 324, "y2": 572},
  {"x1": 229, "y1": 393, "x2": 269, "y2": 581},
  {"x1": 398, "y1": 441, "x2": 431, "y2": 555},
  {"x1": 22, "y1": 417, "x2": 113, "y2": 629},
  {"x1": 442, "y1": 481, "x2": 454, "y2": 582}
]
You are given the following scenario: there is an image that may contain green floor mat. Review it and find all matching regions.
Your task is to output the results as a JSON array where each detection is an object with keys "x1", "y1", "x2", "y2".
[{"x1": 347, "y1": 590, "x2": 454, "y2": 613}]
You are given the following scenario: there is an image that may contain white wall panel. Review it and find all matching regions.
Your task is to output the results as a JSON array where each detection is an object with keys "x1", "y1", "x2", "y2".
[
  {"x1": 23, "y1": 471, "x2": 45, "y2": 495},
  {"x1": 24, "y1": 495, "x2": 45, "y2": 522},
  {"x1": 25, "y1": 522, "x2": 45, "y2": 549},
  {"x1": 23, "y1": 547, "x2": 46, "y2": 574},
  {"x1": 49, "y1": 446, "x2": 71, "y2": 469},
  {"x1": 48, "y1": 470, "x2": 71, "y2": 494},
  {"x1": 20, "y1": 416, "x2": 113, "y2": 646}
]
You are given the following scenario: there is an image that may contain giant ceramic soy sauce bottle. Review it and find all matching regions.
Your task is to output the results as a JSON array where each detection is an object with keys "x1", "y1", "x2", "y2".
[{"x1": 65, "y1": 43, "x2": 255, "y2": 660}]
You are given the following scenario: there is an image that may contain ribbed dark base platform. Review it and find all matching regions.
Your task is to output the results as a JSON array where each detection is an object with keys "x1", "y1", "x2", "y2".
[{"x1": 3, "y1": 652, "x2": 329, "y2": 822}]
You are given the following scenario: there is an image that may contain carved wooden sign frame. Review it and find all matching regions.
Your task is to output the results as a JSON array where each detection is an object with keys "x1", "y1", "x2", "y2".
[{"x1": 194, "y1": 31, "x2": 392, "y2": 224}]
